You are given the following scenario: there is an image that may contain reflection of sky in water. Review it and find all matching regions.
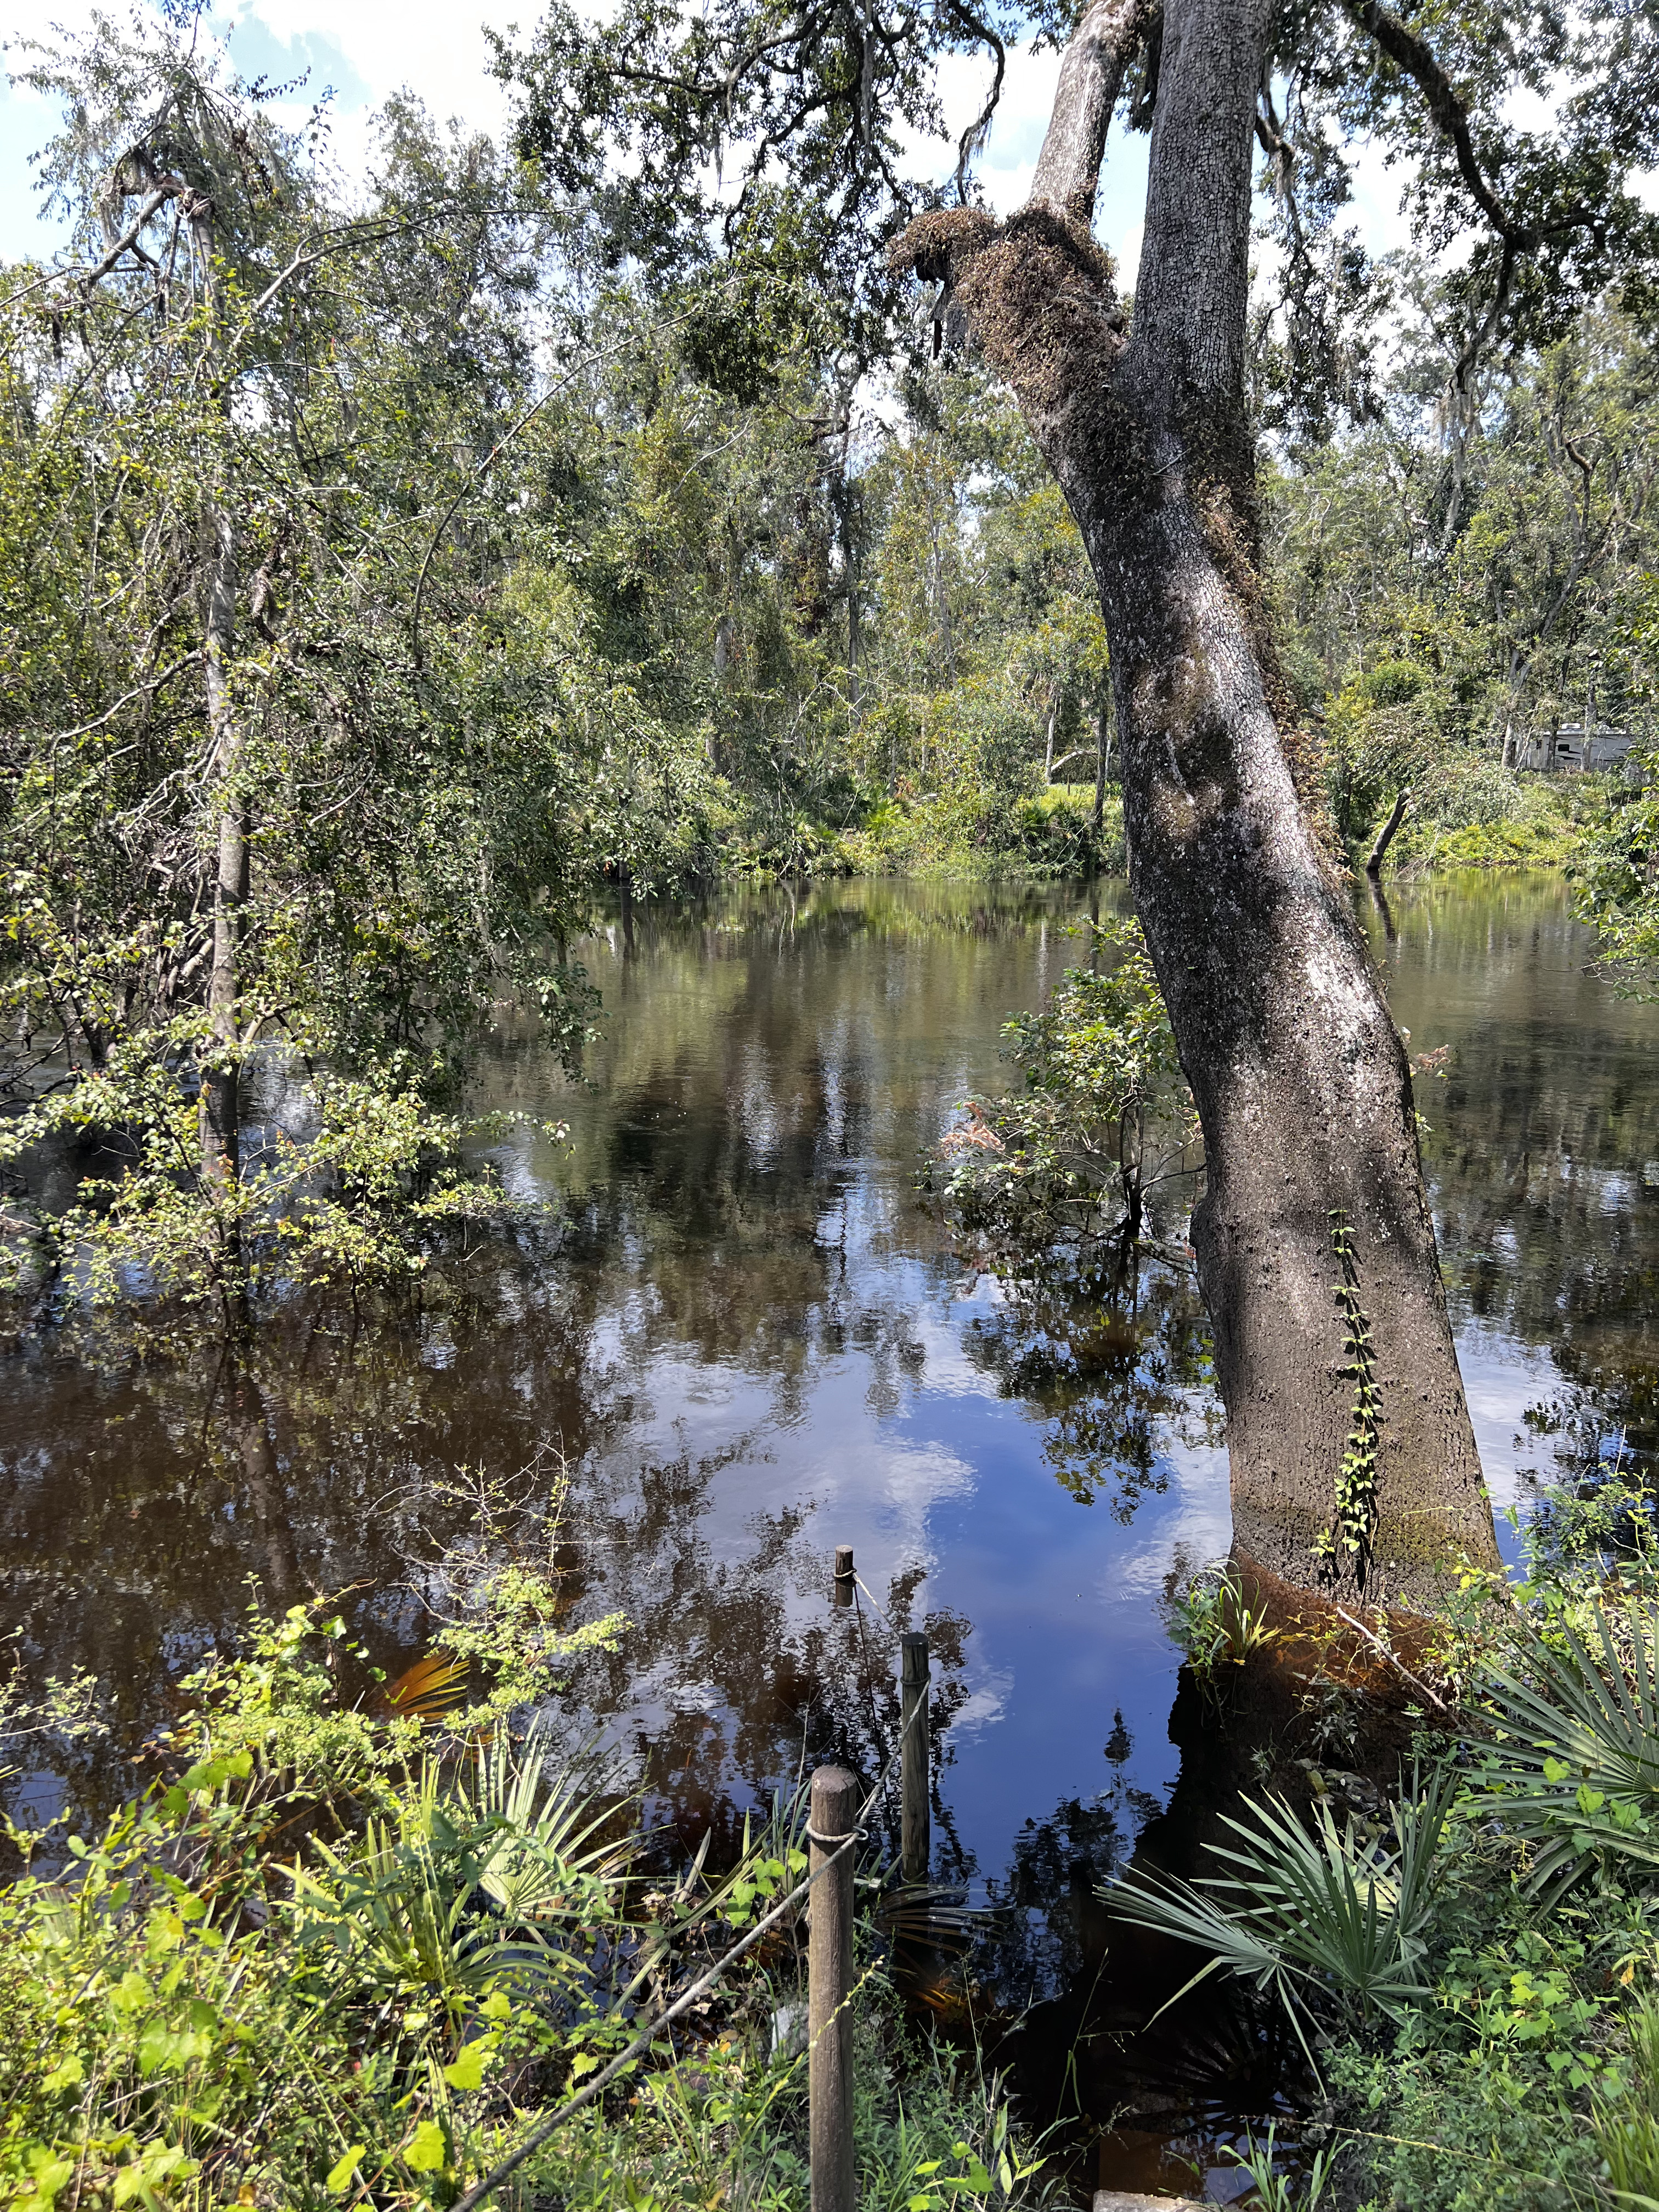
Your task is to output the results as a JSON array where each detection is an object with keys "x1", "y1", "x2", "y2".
[
  {"x1": 588, "y1": 1234, "x2": 1220, "y2": 1884},
  {"x1": 5, "y1": 872, "x2": 1655, "y2": 1912},
  {"x1": 520, "y1": 924, "x2": 1228, "y2": 1874},
  {"x1": 1456, "y1": 1323, "x2": 1562, "y2": 1561},
  {"x1": 539, "y1": 873, "x2": 1659, "y2": 1891}
]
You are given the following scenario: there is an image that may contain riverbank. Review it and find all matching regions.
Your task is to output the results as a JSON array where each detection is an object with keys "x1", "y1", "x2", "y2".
[
  {"x1": 1376, "y1": 762, "x2": 1617, "y2": 873},
  {"x1": 704, "y1": 782, "x2": 1126, "y2": 881},
  {"x1": 1141, "y1": 1485, "x2": 1659, "y2": 2212},
  {"x1": 1, "y1": 1563, "x2": 1045, "y2": 2212},
  {"x1": 703, "y1": 760, "x2": 1624, "y2": 886}
]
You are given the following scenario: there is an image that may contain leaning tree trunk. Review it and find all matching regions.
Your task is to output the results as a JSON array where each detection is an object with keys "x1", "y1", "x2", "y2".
[
  {"x1": 201, "y1": 501, "x2": 244, "y2": 1185},
  {"x1": 899, "y1": 0, "x2": 1498, "y2": 1607}
]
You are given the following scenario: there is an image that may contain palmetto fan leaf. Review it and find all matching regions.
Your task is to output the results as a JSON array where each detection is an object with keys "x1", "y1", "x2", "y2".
[
  {"x1": 285, "y1": 1733, "x2": 633, "y2": 2015},
  {"x1": 447, "y1": 1723, "x2": 635, "y2": 1921},
  {"x1": 1474, "y1": 1593, "x2": 1659, "y2": 1896},
  {"x1": 1105, "y1": 1767, "x2": 1454, "y2": 2062}
]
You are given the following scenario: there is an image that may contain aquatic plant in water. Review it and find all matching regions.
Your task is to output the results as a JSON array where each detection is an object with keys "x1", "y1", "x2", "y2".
[{"x1": 1165, "y1": 1561, "x2": 1278, "y2": 1677}]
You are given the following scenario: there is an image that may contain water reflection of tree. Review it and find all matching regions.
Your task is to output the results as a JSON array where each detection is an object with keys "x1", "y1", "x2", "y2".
[
  {"x1": 957, "y1": 1255, "x2": 1215, "y2": 1517},
  {"x1": 0, "y1": 1247, "x2": 611, "y2": 1814},
  {"x1": 1375, "y1": 881, "x2": 1659, "y2": 1488},
  {"x1": 565, "y1": 1458, "x2": 980, "y2": 1864},
  {"x1": 973, "y1": 1779, "x2": 1161, "y2": 2008},
  {"x1": 5, "y1": 881, "x2": 1088, "y2": 1822}
]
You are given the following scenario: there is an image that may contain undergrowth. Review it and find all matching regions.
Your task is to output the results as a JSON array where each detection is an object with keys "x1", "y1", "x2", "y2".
[
  {"x1": 1119, "y1": 1473, "x2": 1659, "y2": 2210},
  {"x1": 0, "y1": 1471, "x2": 1045, "y2": 2212}
]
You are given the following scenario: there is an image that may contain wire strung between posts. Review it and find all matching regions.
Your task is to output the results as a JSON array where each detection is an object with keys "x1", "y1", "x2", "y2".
[
  {"x1": 447, "y1": 1697, "x2": 929, "y2": 2212},
  {"x1": 850, "y1": 1573, "x2": 888, "y2": 1765}
]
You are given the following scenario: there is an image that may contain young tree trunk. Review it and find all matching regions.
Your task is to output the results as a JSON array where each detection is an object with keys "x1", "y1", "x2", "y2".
[
  {"x1": 1093, "y1": 697, "x2": 1110, "y2": 835},
  {"x1": 1367, "y1": 789, "x2": 1411, "y2": 877},
  {"x1": 200, "y1": 503, "x2": 244, "y2": 1185},
  {"x1": 898, "y1": 0, "x2": 1498, "y2": 1606}
]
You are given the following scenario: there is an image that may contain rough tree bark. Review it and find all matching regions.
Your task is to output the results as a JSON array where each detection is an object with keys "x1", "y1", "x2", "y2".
[{"x1": 897, "y1": 0, "x2": 1499, "y2": 1606}]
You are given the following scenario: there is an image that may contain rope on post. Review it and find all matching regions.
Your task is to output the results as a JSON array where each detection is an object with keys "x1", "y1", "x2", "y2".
[
  {"x1": 808, "y1": 1765, "x2": 857, "y2": 2212},
  {"x1": 445, "y1": 1700, "x2": 929, "y2": 2212}
]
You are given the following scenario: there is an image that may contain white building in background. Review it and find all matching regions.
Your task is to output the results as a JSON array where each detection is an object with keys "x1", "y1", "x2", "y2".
[{"x1": 1517, "y1": 723, "x2": 1642, "y2": 774}]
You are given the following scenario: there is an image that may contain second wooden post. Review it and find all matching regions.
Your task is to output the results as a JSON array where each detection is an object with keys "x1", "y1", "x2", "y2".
[
  {"x1": 900, "y1": 1630, "x2": 930, "y2": 1884},
  {"x1": 809, "y1": 1763, "x2": 857, "y2": 2212}
]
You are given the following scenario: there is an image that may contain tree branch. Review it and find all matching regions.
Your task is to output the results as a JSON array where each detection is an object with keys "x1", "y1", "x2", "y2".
[
  {"x1": 1128, "y1": 0, "x2": 1266, "y2": 404},
  {"x1": 1029, "y1": 0, "x2": 1158, "y2": 220},
  {"x1": 939, "y1": 0, "x2": 1008, "y2": 199},
  {"x1": 1339, "y1": 0, "x2": 1531, "y2": 246},
  {"x1": 80, "y1": 183, "x2": 183, "y2": 291}
]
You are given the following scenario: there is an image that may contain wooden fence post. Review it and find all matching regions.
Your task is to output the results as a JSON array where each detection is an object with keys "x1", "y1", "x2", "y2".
[
  {"x1": 809, "y1": 1764, "x2": 857, "y2": 2212},
  {"x1": 833, "y1": 1544, "x2": 855, "y2": 1607},
  {"x1": 900, "y1": 1631, "x2": 930, "y2": 1885}
]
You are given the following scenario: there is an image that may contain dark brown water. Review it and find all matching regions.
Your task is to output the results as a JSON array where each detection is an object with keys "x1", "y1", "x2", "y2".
[{"x1": 3, "y1": 869, "x2": 1657, "y2": 2197}]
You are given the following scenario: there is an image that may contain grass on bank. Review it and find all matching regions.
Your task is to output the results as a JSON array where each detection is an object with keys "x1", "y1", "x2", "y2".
[
  {"x1": 1382, "y1": 764, "x2": 1612, "y2": 871},
  {"x1": 1135, "y1": 1487, "x2": 1659, "y2": 2211},
  {"x1": 709, "y1": 755, "x2": 1609, "y2": 887},
  {"x1": 837, "y1": 784, "x2": 1125, "y2": 878},
  {"x1": 0, "y1": 1493, "x2": 1045, "y2": 2212}
]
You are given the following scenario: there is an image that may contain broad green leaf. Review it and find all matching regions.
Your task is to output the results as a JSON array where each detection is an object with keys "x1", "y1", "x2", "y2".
[
  {"x1": 326, "y1": 2145, "x2": 365, "y2": 2193},
  {"x1": 443, "y1": 2040, "x2": 489, "y2": 2091},
  {"x1": 403, "y1": 2120, "x2": 447, "y2": 2174}
]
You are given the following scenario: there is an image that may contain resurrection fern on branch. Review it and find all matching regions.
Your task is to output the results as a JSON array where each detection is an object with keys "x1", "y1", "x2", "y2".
[{"x1": 1314, "y1": 1209, "x2": 1384, "y2": 1588}]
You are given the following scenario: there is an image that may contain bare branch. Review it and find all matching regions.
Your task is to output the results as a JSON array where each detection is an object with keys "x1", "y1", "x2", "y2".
[
  {"x1": 939, "y1": 0, "x2": 1007, "y2": 200},
  {"x1": 80, "y1": 182, "x2": 183, "y2": 291},
  {"x1": 1029, "y1": 0, "x2": 1158, "y2": 221}
]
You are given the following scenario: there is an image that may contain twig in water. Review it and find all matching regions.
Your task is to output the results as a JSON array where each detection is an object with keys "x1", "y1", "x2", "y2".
[{"x1": 1334, "y1": 1605, "x2": 1455, "y2": 1717}]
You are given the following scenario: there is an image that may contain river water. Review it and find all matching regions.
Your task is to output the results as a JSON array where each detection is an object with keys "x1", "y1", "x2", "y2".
[{"x1": 3, "y1": 868, "x2": 1657, "y2": 2194}]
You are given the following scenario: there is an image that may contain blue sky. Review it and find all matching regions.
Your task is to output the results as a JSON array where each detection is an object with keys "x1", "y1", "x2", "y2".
[{"x1": 0, "y1": 4, "x2": 1156, "y2": 266}]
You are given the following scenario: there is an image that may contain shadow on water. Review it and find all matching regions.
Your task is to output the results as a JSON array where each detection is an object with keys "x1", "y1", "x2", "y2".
[{"x1": 5, "y1": 871, "x2": 1659, "y2": 2194}]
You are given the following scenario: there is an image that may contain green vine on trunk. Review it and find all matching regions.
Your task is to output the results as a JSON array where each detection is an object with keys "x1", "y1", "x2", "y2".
[{"x1": 1313, "y1": 1208, "x2": 1383, "y2": 1588}]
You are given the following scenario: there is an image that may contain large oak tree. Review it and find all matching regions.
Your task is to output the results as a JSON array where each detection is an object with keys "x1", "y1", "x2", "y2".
[{"x1": 500, "y1": 0, "x2": 1659, "y2": 1606}]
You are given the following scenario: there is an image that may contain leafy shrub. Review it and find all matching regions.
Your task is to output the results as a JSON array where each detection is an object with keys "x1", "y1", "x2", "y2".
[
  {"x1": 0, "y1": 1510, "x2": 1042, "y2": 2212},
  {"x1": 932, "y1": 916, "x2": 1194, "y2": 1261},
  {"x1": 1107, "y1": 1767, "x2": 1456, "y2": 2056}
]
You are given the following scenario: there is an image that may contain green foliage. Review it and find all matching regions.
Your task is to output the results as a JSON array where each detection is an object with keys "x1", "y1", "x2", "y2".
[
  {"x1": 0, "y1": 1452, "x2": 1041, "y2": 2212},
  {"x1": 1107, "y1": 1767, "x2": 1457, "y2": 2054},
  {"x1": 1470, "y1": 1590, "x2": 1659, "y2": 1898},
  {"x1": 1313, "y1": 1212, "x2": 1384, "y2": 1587},
  {"x1": 1577, "y1": 737, "x2": 1659, "y2": 994},
  {"x1": 932, "y1": 916, "x2": 1194, "y2": 1265},
  {"x1": 1245, "y1": 1487, "x2": 1659, "y2": 2210},
  {"x1": 0, "y1": 1625, "x2": 631, "y2": 2211},
  {"x1": 0, "y1": 1045, "x2": 559, "y2": 1323},
  {"x1": 1220, "y1": 2121, "x2": 1338, "y2": 2211},
  {"x1": 519, "y1": 1995, "x2": 1048, "y2": 2212},
  {"x1": 1165, "y1": 1564, "x2": 1279, "y2": 1677},
  {"x1": 1595, "y1": 2001, "x2": 1659, "y2": 2204}
]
